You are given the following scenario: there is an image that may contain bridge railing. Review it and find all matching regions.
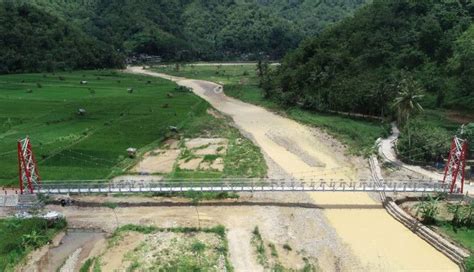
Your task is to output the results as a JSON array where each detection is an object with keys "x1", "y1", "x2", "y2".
[{"x1": 35, "y1": 179, "x2": 453, "y2": 194}]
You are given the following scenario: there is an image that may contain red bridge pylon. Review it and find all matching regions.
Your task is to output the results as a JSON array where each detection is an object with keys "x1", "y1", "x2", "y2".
[
  {"x1": 17, "y1": 137, "x2": 41, "y2": 194},
  {"x1": 443, "y1": 136, "x2": 468, "y2": 194}
]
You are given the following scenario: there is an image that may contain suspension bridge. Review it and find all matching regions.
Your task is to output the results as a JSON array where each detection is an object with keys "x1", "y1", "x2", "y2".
[
  {"x1": 14, "y1": 133, "x2": 469, "y2": 196},
  {"x1": 35, "y1": 179, "x2": 458, "y2": 195}
]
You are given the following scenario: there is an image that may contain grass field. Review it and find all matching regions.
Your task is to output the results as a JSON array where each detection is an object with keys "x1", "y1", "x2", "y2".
[
  {"x1": 0, "y1": 218, "x2": 66, "y2": 271},
  {"x1": 0, "y1": 70, "x2": 266, "y2": 186},
  {"x1": 438, "y1": 221, "x2": 474, "y2": 270},
  {"x1": 151, "y1": 64, "x2": 389, "y2": 155},
  {"x1": 152, "y1": 64, "x2": 259, "y2": 85}
]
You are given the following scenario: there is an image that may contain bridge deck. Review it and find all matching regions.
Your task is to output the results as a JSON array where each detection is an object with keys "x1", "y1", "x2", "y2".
[{"x1": 36, "y1": 180, "x2": 456, "y2": 195}]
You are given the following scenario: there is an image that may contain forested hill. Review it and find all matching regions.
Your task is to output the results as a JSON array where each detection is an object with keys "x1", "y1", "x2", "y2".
[
  {"x1": 0, "y1": 3, "x2": 123, "y2": 73},
  {"x1": 268, "y1": 0, "x2": 474, "y2": 113},
  {"x1": 0, "y1": 0, "x2": 367, "y2": 73}
]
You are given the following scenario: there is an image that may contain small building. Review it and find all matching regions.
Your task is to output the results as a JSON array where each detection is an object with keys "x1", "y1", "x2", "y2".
[
  {"x1": 169, "y1": 126, "x2": 178, "y2": 133},
  {"x1": 77, "y1": 108, "x2": 86, "y2": 116},
  {"x1": 127, "y1": 147, "x2": 137, "y2": 158},
  {"x1": 80, "y1": 80, "x2": 88, "y2": 85}
]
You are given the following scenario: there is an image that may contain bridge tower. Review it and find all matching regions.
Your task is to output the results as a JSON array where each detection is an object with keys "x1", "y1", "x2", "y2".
[
  {"x1": 443, "y1": 136, "x2": 468, "y2": 194},
  {"x1": 17, "y1": 137, "x2": 41, "y2": 194}
]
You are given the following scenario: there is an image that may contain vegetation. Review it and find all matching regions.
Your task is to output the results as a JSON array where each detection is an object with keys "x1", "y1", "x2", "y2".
[
  {"x1": 152, "y1": 64, "x2": 389, "y2": 156},
  {"x1": 0, "y1": 0, "x2": 368, "y2": 73},
  {"x1": 167, "y1": 110, "x2": 267, "y2": 180},
  {"x1": 397, "y1": 118, "x2": 452, "y2": 164},
  {"x1": 111, "y1": 191, "x2": 240, "y2": 202},
  {"x1": 268, "y1": 0, "x2": 474, "y2": 114},
  {"x1": 79, "y1": 257, "x2": 96, "y2": 272},
  {"x1": 107, "y1": 224, "x2": 233, "y2": 272},
  {"x1": 0, "y1": 69, "x2": 267, "y2": 185},
  {"x1": 0, "y1": 2, "x2": 122, "y2": 74},
  {"x1": 415, "y1": 195, "x2": 440, "y2": 225},
  {"x1": 0, "y1": 71, "x2": 199, "y2": 184},
  {"x1": 250, "y1": 226, "x2": 317, "y2": 271},
  {"x1": 0, "y1": 218, "x2": 67, "y2": 271},
  {"x1": 392, "y1": 74, "x2": 425, "y2": 127},
  {"x1": 251, "y1": 226, "x2": 267, "y2": 266},
  {"x1": 411, "y1": 197, "x2": 474, "y2": 270}
]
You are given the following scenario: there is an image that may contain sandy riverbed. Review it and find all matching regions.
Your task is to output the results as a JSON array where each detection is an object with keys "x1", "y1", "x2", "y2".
[{"x1": 124, "y1": 66, "x2": 458, "y2": 271}]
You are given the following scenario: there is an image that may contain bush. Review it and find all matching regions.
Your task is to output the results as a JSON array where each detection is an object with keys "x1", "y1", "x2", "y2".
[
  {"x1": 0, "y1": 218, "x2": 66, "y2": 271},
  {"x1": 397, "y1": 119, "x2": 451, "y2": 164},
  {"x1": 415, "y1": 196, "x2": 439, "y2": 225},
  {"x1": 191, "y1": 241, "x2": 206, "y2": 253},
  {"x1": 465, "y1": 256, "x2": 474, "y2": 272}
]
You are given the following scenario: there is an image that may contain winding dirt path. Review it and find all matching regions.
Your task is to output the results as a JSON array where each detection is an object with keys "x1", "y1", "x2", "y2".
[{"x1": 125, "y1": 67, "x2": 458, "y2": 271}]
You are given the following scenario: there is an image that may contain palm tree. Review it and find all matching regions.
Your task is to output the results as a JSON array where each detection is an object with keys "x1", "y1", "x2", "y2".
[{"x1": 392, "y1": 75, "x2": 424, "y2": 126}]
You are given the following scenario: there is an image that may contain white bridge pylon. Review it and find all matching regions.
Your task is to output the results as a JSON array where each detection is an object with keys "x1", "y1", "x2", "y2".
[{"x1": 38, "y1": 179, "x2": 455, "y2": 195}]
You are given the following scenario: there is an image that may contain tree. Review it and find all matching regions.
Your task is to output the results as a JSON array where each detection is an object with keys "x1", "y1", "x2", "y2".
[
  {"x1": 256, "y1": 60, "x2": 273, "y2": 98},
  {"x1": 449, "y1": 25, "x2": 474, "y2": 101},
  {"x1": 397, "y1": 119, "x2": 451, "y2": 163},
  {"x1": 392, "y1": 74, "x2": 424, "y2": 127}
]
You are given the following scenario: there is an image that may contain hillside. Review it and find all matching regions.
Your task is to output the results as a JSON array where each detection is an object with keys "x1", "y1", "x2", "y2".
[
  {"x1": 1, "y1": 0, "x2": 367, "y2": 73},
  {"x1": 0, "y1": 2, "x2": 123, "y2": 74},
  {"x1": 268, "y1": 0, "x2": 474, "y2": 113}
]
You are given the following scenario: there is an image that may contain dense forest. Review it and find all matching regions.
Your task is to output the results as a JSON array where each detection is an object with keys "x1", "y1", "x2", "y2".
[
  {"x1": 266, "y1": 0, "x2": 474, "y2": 113},
  {"x1": 0, "y1": 3, "x2": 123, "y2": 73},
  {"x1": 0, "y1": 0, "x2": 367, "y2": 73},
  {"x1": 258, "y1": 0, "x2": 474, "y2": 163}
]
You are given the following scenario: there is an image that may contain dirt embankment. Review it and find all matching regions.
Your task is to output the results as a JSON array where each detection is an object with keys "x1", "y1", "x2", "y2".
[{"x1": 115, "y1": 67, "x2": 458, "y2": 271}]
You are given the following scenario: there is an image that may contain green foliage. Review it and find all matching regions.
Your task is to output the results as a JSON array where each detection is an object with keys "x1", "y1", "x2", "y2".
[
  {"x1": 191, "y1": 241, "x2": 206, "y2": 253},
  {"x1": 397, "y1": 118, "x2": 451, "y2": 164},
  {"x1": 115, "y1": 224, "x2": 227, "y2": 238},
  {"x1": 251, "y1": 226, "x2": 267, "y2": 266},
  {"x1": 5, "y1": 0, "x2": 367, "y2": 66},
  {"x1": 153, "y1": 64, "x2": 389, "y2": 156},
  {"x1": 415, "y1": 195, "x2": 440, "y2": 225},
  {"x1": 184, "y1": 191, "x2": 239, "y2": 203},
  {"x1": 109, "y1": 224, "x2": 232, "y2": 271},
  {"x1": 437, "y1": 222, "x2": 474, "y2": 271},
  {"x1": 448, "y1": 201, "x2": 474, "y2": 228},
  {"x1": 271, "y1": 0, "x2": 474, "y2": 115},
  {"x1": 0, "y1": 218, "x2": 66, "y2": 271},
  {"x1": 257, "y1": 60, "x2": 272, "y2": 98},
  {"x1": 0, "y1": 71, "x2": 216, "y2": 185},
  {"x1": 286, "y1": 108, "x2": 389, "y2": 156},
  {"x1": 459, "y1": 123, "x2": 474, "y2": 152},
  {"x1": 0, "y1": 2, "x2": 123, "y2": 74},
  {"x1": 104, "y1": 201, "x2": 118, "y2": 209},
  {"x1": 466, "y1": 255, "x2": 474, "y2": 272},
  {"x1": 392, "y1": 74, "x2": 425, "y2": 126},
  {"x1": 268, "y1": 243, "x2": 278, "y2": 257},
  {"x1": 80, "y1": 258, "x2": 96, "y2": 272},
  {"x1": 448, "y1": 25, "x2": 474, "y2": 109}
]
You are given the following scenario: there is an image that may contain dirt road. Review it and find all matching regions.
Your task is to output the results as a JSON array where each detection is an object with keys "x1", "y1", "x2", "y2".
[{"x1": 122, "y1": 67, "x2": 459, "y2": 271}]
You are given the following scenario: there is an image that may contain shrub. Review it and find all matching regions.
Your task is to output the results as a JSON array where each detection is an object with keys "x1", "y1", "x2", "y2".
[
  {"x1": 397, "y1": 119, "x2": 451, "y2": 164},
  {"x1": 191, "y1": 241, "x2": 206, "y2": 253},
  {"x1": 415, "y1": 196, "x2": 439, "y2": 225},
  {"x1": 207, "y1": 225, "x2": 226, "y2": 237},
  {"x1": 465, "y1": 256, "x2": 474, "y2": 272},
  {"x1": 283, "y1": 244, "x2": 292, "y2": 251}
]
